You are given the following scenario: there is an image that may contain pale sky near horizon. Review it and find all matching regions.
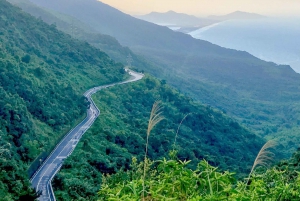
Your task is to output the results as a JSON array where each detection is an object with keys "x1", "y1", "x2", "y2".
[{"x1": 99, "y1": 0, "x2": 300, "y2": 17}]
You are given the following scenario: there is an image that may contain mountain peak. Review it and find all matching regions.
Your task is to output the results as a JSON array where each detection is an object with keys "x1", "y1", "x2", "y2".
[
  {"x1": 166, "y1": 10, "x2": 177, "y2": 14},
  {"x1": 209, "y1": 11, "x2": 266, "y2": 20}
]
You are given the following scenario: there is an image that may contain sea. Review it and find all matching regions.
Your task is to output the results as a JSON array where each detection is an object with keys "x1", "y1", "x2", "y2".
[{"x1": 188, "y1": 18, "x2": 300, "y2": 73}]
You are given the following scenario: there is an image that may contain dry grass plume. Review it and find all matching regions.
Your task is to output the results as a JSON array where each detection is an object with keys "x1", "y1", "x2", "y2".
[
  {"x1": 246, "y1": 140, "x2": 277, "y2": 185},
  {"x1": 142, "y1": 101, "x2": 164, "y2": 200}
]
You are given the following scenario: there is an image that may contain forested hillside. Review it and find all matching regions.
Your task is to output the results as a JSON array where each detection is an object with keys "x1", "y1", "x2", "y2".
[
  {"x1": 53, "y1": 76, "x2": 264, "y2": 200},
  {"x1": 0, "y1": 0, "x2": 126, "y2": 199},
  {"x1": 26, "y1": 0, "x2": 300, "y2": 156},
  {"x1": 2, "y1": 0, "x2": 299, "y2": 200},
  {"x1": 7, "y1": 0, "x2": 160, "y2": 76}
]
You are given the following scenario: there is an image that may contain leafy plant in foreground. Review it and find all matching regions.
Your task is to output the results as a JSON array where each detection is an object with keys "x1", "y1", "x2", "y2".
[{"x1": 98, "y1": 156, "x2": 300, "y2": 200}]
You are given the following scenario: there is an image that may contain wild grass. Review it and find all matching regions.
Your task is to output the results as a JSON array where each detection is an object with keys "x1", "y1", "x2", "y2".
[
  {"x1": 173, "y1": 113, "x2": 190, "y2": 150},
  {"x1": 142, "y1": 101, "x2": 164, "y2": 200},
  {"x1": 245, "y1": 140, "x2": 277, "y2": 185}
]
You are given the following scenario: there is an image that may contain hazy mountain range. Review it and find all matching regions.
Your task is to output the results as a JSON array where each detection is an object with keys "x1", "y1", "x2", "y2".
[
  {"x1": 135, "y1": 10, "x2": 265, "y2": 33},
  {"x1": 25, "y1": 0, "x2": 300, "y2": 155},
  {"x1": 2, "y1": 0, "x2": 300, "y2": 199},
  {"x1": 208, "y1": 11, "x2": 266, "y2": 21},
  {"x1": 135, "y1": 10, "x2": 218, "y2": 32},
  {"x1": 0, "y1": 0, "x2": 267, "y2": 199}
]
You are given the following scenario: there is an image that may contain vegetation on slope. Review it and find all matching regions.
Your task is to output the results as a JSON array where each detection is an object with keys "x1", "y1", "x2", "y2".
[
  {"x1": 2, "y1": 0, "x2": 298, "y2": 200},
  {"x1": 53, "y1": 75, "x2": 264, "y2": 200},
  {"x1": 26, "y1": 0, "x2": 300, "y2": 156},
  {"x1": 98, "y1": 105, "x2": 300, "y2": 200},
  {"x1": 12, "y1": 0, "x2": 300, "y2": 155},
  {"x1": 0, "y1": 0, "x2": 126, "y2": 198},
  {"x1": 99, "y1": 152, "x2": 300, "y2": 200},
  {"x1": 7, "y1": 0, "x2": 161, "y2": 76}
]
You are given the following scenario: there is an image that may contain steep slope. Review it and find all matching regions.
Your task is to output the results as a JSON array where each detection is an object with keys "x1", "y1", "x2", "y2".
[
  {"x1": 0, "y1": 0, "x2": 126, "y2": 198},
  {"x1": 53, "y1": 75, "x2": 264, "y2": 200},
  {"x1": 27, "y1": 0, "x2": 300, "y2": 155},
  {"x1": 7, "y1": 0, "x2": 161, "y2": 79}
]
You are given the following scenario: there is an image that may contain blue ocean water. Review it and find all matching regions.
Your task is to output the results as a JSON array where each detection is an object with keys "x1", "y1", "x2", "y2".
[{"x1": 189, "y1": 18, "x2": 300, "y2": 72}]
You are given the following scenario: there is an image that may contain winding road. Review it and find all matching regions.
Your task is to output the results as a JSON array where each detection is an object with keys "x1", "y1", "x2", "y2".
[{"x1": 30, "y1": 70, "x2": 144, "y2": 201}]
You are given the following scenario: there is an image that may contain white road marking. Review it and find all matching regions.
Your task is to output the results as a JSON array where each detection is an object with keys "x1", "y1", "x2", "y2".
[{"x1": 31, "y1": 70, "x2": 144, "y2": 201}]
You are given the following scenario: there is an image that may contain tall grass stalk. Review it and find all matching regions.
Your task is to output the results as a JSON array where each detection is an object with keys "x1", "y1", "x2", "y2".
[
  {"x1": 245, "y1": 140, "x2": 276, "y2": 186},
  {"x1": 142, "y1": 101, "x2": 164, "y2": 200},
  {"x1": 173, "y1": 113, "x2": 190, "y2": 151}
]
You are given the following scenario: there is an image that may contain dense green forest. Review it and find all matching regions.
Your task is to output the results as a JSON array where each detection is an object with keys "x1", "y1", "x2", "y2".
[
  {"x1": 7, "y1": 0, "x2": 161, "y2": 77},
  {"x1": 0, "y1": 0, "x2": 126, "y2": 199},
  {"x1": 10, "y1": 0, "x2": 300, "y2": 155},
  {"x1": 25, "y1": 0, "x2": 300, "y2": 156},
  {"x1": 2, "y1": 0, "x2": 300, "y2": 200},
  {"x1": 53, "y1": 75, "x2": 265, "y2": 200}
]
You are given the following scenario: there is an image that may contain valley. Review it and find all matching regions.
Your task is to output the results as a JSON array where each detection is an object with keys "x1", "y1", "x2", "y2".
[
  {"x1": 21, "y1": 0, "x2": 300, "y2": 156},
  {"x1": 31, "y1": 70, "x2": 143, "y2": 200},
  {"x1": 1, "y1": 0, "x2": 300, "y2": 200}
]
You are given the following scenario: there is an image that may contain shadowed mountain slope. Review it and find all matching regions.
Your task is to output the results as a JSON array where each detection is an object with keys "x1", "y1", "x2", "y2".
[
  {"x1": 0, "y1": 0, "x2": 126, "y2": 198},
  {"x1": 26, "y1": 0, "x2": 300, "y2": 156}
]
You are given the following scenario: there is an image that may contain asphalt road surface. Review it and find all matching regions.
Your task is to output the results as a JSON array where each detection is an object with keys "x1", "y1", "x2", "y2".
[{"x1": 31, "y1": 70, "x2": 144, "y2": 201}]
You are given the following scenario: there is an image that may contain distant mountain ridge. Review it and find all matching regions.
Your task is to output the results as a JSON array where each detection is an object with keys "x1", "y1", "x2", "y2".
[
  {"x1": 208, "y1": 11, "x2": 266, "y2": 21},
  {"x1": 27, "y1": 0, "x2": 300, "y2": 157},
  {"x1": 135, "y1": 10, "x2": 217, "y2": 28},
  {"x1": 135, "y1": 10, "x2": 265, "y2": 33},
  {"x1": 0, "y1": 1, "x2": 267, "y2": 199}
]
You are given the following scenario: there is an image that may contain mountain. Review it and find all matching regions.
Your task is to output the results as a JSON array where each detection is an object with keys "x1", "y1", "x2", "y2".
[
  {"x1": 0, "y1": 0, "x2": 126, "y2": 198},
  {"x1": 0, "y1": 0, "x2": 268, "y2": 199},
  {"x1": 53, "y1": 75, "x2": 264, "y2": 200},
  {"x1": 208, "y1": 11, "x2": 266, "y2": 21},
  {"x1": 7, "y1": 0, "x2": 162, "y2": 79},
  {"x1": 135, "y1": 10, "x2": 218, "y2": 31},
  {"x1": 26, "y1": 0, "x2": 300, "y2": 156}
]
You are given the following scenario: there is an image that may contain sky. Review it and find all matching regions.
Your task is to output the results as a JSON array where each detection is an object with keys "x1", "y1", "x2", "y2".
[{"x1": 99, "y1": 0, "x2": 300, "y2": 17}]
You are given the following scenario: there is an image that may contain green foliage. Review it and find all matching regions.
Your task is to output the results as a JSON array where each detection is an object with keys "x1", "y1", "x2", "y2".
[
  {"x1": 21, "y1": 54, "x2": 31, "y2": 63},
  {"x1": 22, "y1": 0, "x2": 300, "y2": 157},
  {"x1": 0, "y1": 0, "x2": 126, "y2": 198},
  {"x1": 4, "y1": 1, "x2": 300, "y2": 200},
  {"x1": 54, "y1": 75, "x2": 263, "y2": 200},
  {"x1": 7, "y1": 0, "x2": 159, "y2": 78},
  {"x1": 0, "y1": 134, "x2": 40, "y2": 200},
  {"x1": 98, "y1": 157, "x2": 300, "y2": 200}
]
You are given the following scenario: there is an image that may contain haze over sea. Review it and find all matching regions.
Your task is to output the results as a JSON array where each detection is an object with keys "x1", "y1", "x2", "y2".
[{"x1": 189, "y1": 18, "x2": 300, "y2": 73}]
